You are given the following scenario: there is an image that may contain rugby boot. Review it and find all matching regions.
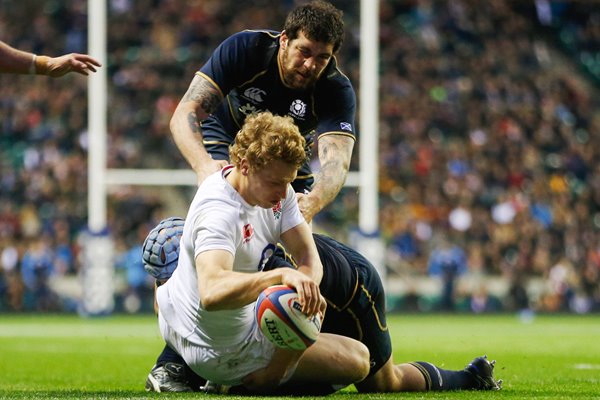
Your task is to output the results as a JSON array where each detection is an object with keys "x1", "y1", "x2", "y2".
[
  {"x1": 464, "y1": 355, "x2": 502, "y2": 390},
  {"x1": 145, "y1": 362, "x2": 194, "y2": 392}
]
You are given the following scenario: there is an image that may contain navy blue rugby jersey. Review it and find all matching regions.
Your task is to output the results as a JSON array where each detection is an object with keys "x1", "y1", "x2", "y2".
[
  {"x1": 198, "y1": 30, "x2": 357, "y2": 158},
  {"x1": 265, "y1": 233, "x2": 376, "y2": 311}
]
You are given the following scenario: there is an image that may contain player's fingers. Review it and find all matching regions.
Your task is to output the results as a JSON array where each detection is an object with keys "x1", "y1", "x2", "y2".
[
  {"x1": 318, "y1": 294, "x2": 327, "y2": 318},
  {"x1": 76, "y1": 64, "x2": 90, "y2": 75},
  {"x1": 73, "y1": 54, "x2": 102, "y2": 67},
  {"x1": 85, "y1": 62, "x2": 98, "y2": 73},
  {"x1": 63, "y1": 59, "x2": 89, "y2": 75},
  {"x1": 294, "y1": 281, "x2": 311, "y2": 315},
  {"x1": 301, "y1": 281, "x2": 320, "y2": 316},
  {"x1": 312, "y1": 285, "x2": 323, "y2": 316},
  {"x1": 301, "y1": 282, "x2": 314, "y2": 315},
  {"x1": 293, "y1": 282, "x2": 306, "y2": 311},
  {"x1": 72, "y1": 66, "x2": 89, "y2": 76}
]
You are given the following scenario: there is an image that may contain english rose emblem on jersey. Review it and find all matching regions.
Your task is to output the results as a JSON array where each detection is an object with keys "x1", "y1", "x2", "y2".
[
  {"x1": 272, "y1": 201, "x2": 282, "y2": 220},
  {"x1": 242, "y1": 224, "x2": 254, "y2": 243}
]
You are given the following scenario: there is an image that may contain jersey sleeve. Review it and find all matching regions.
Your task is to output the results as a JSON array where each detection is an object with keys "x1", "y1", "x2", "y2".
[
  {"x1": 280, "y1": 184, "x2": 305, "y2": 234},
  {"x1": 315, "y1": 70, "x2": 358, "y2": 141},
  {"x1": 198, "y1": 31, "x2": 262, "y2": 97},
  {"x1": 191, "y1": 202, "x2": 239, "y2": 259}
]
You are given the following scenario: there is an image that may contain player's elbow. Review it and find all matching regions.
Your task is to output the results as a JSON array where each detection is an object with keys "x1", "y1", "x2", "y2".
[
  {"x1": 200, "y1": 298, "x2": 218, "y2": 311},
  {"x1": 199, "y1": 292, "x2": 223, "y2": 311},
  {"x1": 169, "y1": 106, "x2": 185, "y2": 135},
  {"x1": 200, "y1": 288, "x2": 236, "y2": 311}
]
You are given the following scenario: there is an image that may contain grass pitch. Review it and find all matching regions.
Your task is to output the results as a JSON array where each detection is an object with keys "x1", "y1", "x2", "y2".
[{"x1": 0, "y1": 313, "x2": 598, "y2": 399}]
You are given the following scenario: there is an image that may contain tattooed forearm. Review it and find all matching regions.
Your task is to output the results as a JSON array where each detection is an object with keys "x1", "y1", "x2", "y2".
[
  {"x1": 187, "y1": 112, "x2": 201, "y2": 133},
  {"x1": 318, "y1": 137, "x2": 343, "y2": 185},
  {"x1": 315, "y1": 158, "x2": 345, "y2": 201},
  {"x1": 312, "y1": 135, "x2": 354, "y2": 205},
  {"x1": 182, "y1": 75, "x2": 222, "y2": 115}
]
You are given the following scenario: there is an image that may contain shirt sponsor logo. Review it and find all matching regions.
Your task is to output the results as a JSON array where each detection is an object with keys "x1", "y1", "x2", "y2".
[
  {"x1": 243, "y1": 87, "x2": 266, "y2": 103},
  {"x1": 242, "y1": 224, "x2": 254, "y2": 243},
  {"x1": 239, "y1": 103, "x2": 257, "y2": 116},
  {"x1": 340, "y1": 122, "x2": 352, "y2": 131},
  {"x1": 289, "y1": 99, "x2": 306, "y2": 118}
]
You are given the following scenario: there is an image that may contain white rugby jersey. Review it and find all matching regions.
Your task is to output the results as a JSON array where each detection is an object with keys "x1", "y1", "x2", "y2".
[{"x1": 157, "y1": 165, "x2": 304, "y2": 349}]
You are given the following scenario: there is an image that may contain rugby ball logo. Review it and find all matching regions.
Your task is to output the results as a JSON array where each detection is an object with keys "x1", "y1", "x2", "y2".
[{"x1": 255, "y1": 285, "x2": 321, "y2": 350}]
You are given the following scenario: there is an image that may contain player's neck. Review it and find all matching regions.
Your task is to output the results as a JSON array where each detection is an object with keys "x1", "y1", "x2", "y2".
[{"x1": 226, "y1": 168, "x2": 254, "y2": 206}]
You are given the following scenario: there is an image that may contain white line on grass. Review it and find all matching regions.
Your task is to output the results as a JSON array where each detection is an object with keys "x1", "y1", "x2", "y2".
[{"x1": 573, "y1": 364, "x2": 600, "y2": 370}]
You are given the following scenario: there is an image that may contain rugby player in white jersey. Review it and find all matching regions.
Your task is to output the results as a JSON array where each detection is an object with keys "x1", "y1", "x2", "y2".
[{"x1": 155, "y1": 111, "x2": 369, "y2": 393}]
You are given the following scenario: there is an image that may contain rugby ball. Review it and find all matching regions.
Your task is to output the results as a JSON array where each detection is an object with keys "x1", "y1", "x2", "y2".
[{"x1": 256, "y1": 285, "x2": 321, "y2": 350}]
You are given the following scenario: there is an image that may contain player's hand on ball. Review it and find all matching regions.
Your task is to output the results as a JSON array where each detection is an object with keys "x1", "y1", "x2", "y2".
[
  {"x1": 256, "y1": 285, "x2": 322, "y2": 350},
  {"x1": 280, "y1": 268, "x2": 323, "y2": 317}
]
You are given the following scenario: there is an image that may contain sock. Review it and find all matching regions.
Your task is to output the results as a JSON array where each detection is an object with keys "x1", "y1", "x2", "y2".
[
  {"x1": 155, "y1": 344, "x2": 185, "y2": 366},
  {"x1": 410, "y1": 361, "x2": 476, "y2": 391}
]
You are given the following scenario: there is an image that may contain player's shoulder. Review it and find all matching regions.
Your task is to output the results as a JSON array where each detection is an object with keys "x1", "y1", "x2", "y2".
[
  {"x1": 315, "y1": 57, "x2": 356, "y2": 102},
  {"x1": 319, "y1": 57, "x2": 353, "y2": 88},
  {"x1": 194, "y1": 170, "x2": 240, "y2": 212},
  {"x1": 189, "y1": 193, "x2": 241, "y2": 237},
  {"x1": 216, "y1": 30, "x2": 279, "y2": 70}
]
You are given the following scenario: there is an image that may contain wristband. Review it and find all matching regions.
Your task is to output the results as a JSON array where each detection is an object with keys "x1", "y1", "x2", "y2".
[
  {"x1": 34, "y1": 55, "x2": 51, "y2": 75},
  {"x1": 29, "y1": 54, "x2": 36, "y2": 74}
]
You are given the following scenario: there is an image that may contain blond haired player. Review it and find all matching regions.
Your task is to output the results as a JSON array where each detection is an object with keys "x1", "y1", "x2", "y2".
[{"x1": 155, "y1": 112, "x2": 369, "y2": 393}]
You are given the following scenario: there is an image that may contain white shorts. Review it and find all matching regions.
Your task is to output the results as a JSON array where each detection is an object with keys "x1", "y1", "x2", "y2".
[{"x1": 158, "y1": 311, "x2": 277, "y2": 386}]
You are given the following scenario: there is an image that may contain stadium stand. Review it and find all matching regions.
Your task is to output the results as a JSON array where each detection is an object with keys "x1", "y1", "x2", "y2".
[{"x1": 0, "y1": 0, "x2": 598, "y2": 314}]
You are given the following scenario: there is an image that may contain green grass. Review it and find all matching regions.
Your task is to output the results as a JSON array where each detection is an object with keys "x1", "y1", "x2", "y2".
[{"x1": 0, "y1": 313, "x2": 599, "y2": 399}]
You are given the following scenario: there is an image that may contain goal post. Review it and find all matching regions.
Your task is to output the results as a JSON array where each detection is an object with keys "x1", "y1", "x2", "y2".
[{"x1": 352, "y1": 0, "x2": 386, "y2": 291}]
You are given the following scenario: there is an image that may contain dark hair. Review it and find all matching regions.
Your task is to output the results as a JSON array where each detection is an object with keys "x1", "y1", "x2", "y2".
[{"x1": 283, "y1": 0, "x2": 345, "y2": 53}]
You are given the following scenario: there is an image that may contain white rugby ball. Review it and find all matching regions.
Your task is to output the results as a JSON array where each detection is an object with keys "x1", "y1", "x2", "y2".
[{"x1": 255, "y1": 285, "x2": 321, "y2": 350}]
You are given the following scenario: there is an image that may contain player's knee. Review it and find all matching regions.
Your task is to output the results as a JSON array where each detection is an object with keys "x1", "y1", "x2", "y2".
[
  {"x1": 355, "y1": 357, "x2": 396, "y2": 392},
  {"x1": 349, "y1": 342, "x2": 370, "y2": 382}
]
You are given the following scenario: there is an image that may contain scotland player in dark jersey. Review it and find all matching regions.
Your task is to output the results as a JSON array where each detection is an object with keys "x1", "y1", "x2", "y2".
[
  {"x1": 143, "y1": 218, "x2": 502, "y2": 394},
  {"x1": 198, "y1": 29, "x2": 355, "y2": 196},
  {"x1": 170, "y1": 1, "x2": 355, "y2": 222}
]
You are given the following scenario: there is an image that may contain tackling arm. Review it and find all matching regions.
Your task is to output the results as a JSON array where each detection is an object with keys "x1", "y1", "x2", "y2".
[
  {"x1": 170, "y1": 73, "x2": 228, "y2": 185},
  {"x1": 296, "y1": 134, "x2": 355, "y2": 222}
]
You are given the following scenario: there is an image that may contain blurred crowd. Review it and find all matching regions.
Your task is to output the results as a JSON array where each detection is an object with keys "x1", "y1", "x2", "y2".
[{"x1": 0, "y1": 0, "x2": 599, "y2": 314}]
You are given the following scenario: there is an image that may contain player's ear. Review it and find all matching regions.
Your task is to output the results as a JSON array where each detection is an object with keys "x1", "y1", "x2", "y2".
[
  {"x1": 280, "y1": 31, "x2": 288, "y2": 49},
  {"x1": 239, "y1": 158, "x2": 251, "y2": 176}
]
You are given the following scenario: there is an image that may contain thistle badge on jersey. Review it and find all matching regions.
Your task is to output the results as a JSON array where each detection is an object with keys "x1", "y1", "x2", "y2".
[{"x1": 289, "y1": 99, "x2": 306, "y2": 118}]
